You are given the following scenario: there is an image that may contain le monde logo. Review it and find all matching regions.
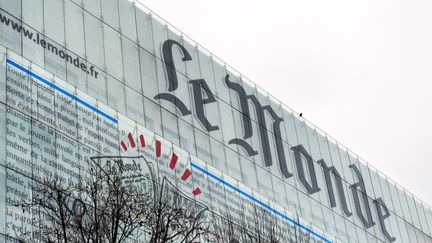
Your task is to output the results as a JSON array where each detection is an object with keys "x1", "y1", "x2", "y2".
[{"x1": 154, "y1": 39, "x2": 396, "y2": 242}]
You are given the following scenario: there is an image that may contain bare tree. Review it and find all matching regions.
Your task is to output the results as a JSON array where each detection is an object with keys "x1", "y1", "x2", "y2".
[
  {"x1": 209, "y1": 204, "x2": 284, "y2": 243},
  {"x1": 14, "y1": 156, "x2": 211, "y2": 243},
  {"x1": 146, "y1": 178, "x2": 212, "y2": 243}
]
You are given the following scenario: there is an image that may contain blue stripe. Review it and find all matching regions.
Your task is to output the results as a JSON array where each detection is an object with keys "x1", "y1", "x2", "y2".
[
  {"x1": 6, "y1": 59, "x2": 118, "y2": 123},
  {"x1": 191, "y1": 162, "x2": 332, "y2": 243}
]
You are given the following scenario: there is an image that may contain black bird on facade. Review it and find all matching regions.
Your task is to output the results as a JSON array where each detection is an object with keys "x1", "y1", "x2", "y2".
[{"x1": 299, "y1": 113, "x2": 303, "y2": 117}]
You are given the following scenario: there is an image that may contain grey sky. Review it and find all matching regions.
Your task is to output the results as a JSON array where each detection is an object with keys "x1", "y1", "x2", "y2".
[{"x1": 139, "y1": 0, "x2": 432, "y2": 207}]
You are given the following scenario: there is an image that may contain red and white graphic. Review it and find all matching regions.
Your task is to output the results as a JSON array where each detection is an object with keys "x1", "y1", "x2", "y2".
[{"x1": 120, "y1": 132, "x2": 202, "y2": 196}]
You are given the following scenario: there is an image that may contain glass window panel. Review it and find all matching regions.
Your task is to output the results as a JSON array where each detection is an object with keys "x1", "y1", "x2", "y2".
[
  {"x1": 143, "y1": 97, "x2": 162, "y2": 135},
  {"x1": 304, "y1": 126, "x2": 322, "y2": 165},
  {"x1": 218, "y1": 100, "x2": 236, "y2": 145},
  {"x1": 309, "y1": 198, "x2": 326, "y2": 232},
  {"x1": 327, "y1": 142, "x2": 347, "y2": 179},
  {"x1": 365, "y1": 232, "x2": 379, "y2": 243},
  {"x1": 154, "y1": 58, "x2": 177, "y2": 114},
  {"x1": 350, "y1": 226, "x2": 367, "y2": 243},
  {"x1": 103, "y1": 24, "x2": 123, "y2": 81},
  {"x1": 194, "y1": 127, "x2": 212, "y2": 164},
  {"x1": 44, "y1": 0, "x2": 65, "y2": 45},
  {"x1": 59, "y1": 48, "x2": 87, "y2": 89},
  {"x1": 225, "y1": 70, "x2": 242, "y2": 110},
  {"x1": 415, "y1": 201, "x2": 431, "y2": 235},
  {"x1": 44, "y1": 36, "x2": 67, "y2": 80},
  {"x1": 177, "y1": 116, "x2": 196, "y2": 155},
  {"x1": 33, "y1": 71, "x2": 54, "y2": 127},
  {"x1": 69, "y1": 0, "x2": 82, "y2": 6},
  {"x1": 320, "y1": 205, "x2": 337, "y2": 237},
  {"x1": 278, "y1": 141, "x2": 297, "y2": 188},
  {"x1": 296, "y1": 192, "x2": 314, "y2": 228},
  {"x1": 169, "y1": 69, "x2": 192, "y2": 125},
  {"x1": 207, "y1": 165, "x2": 228, "y2": 216},
  {"x1": 230, "y1": 107, "x2": 251, "y2": 156},
  {"x1": 122, "y1": 36, "x2": 141, "y2": 92},
  {"x1": 266, "y1": 127, "x2": 280, "y2": 174},
  {"x1": 344, "y1": 221, "x2": 361, "y2": 243},
  {"x1": 183, "y1": 40, "x2": 202, "y2": 80},
  {"x1": 66, "y1": 49, "x2": 89, "y2": 92},
  {"x1": 0, "y1": 102, "x2": 4, "y2": 159},
  {"x1": 6, "y1": 107, "x2": 32, "y2": 177},
  {"x1": 135, "y1": 7, "x2": 154, "y2": 53},
  {"x1": 0, "y1": 9, "x2": 22, "y2": 54},
  {"x1": 212, "y1": 60, "x2": 230, "y2": 103},
  {"x1": 166, "y1": 29, "x2": 187, "y2": 76},
  {"x1": 376, "y1": 175, "x2": 401, "y2": 236},
  {"x1": 425, "y1": 208, "x2": 432, "y2": 238},
  {"x1": 415, "y1": 229, "x2": 427, "y2": 243},
  {"x1": 0, "y1": 161, "x2": 4, "y2": 236},
  {"x1": 315, "y1": 134, "x2": 334, "y2": 170},
  {"x1": 22, "y1": 22, "x2": 44, "y2": 68},
  {"x1": 0, "y1": 47, "x2": 6, "y2": 103},
  {"x1": 190, "y1": 157, "x2": 212, "y2": 208},
  {"x1": 6, "y1": 56, "x2": 31, "y2": 113},
  {"x1": 97, "y1": 100, "x2": 118, "y2": 156},
  {"x1": 405, "y1": 193, "x2": 422, "y2": 229},
  {"x1": 197, "y1": 51, "x2": 216, "y2": 94},
  {"x1": 356, "y1": 161, "x2": 376, "y2": 200},
  {"x1": 284, "y1": 182, "x2": 300, "y2": 216},
  {"x1": 84, "y1": 12, "x2": 105, "y2": 68},
  {"x1": 151, "y1": 17, "x2": 167, "y2": 60},
  {"x1": 83, "y1": 0, "x2": 101, "y2": 16},
  {"x1": 397, "y1": 188, "x2": 415, "y2": 225},
  {"x1": 388, "y1": 180, "x2": 404, "y2": 220},
  {"x1": 22, "y1": 0, "x2": 43, "y2": 32},
  {"x1": 55, "y1": 129, "x2": 80, "y2": 185},
  {"x1": 240, "y1": 156, "x2": 257, "y2": 191},
  {"x1": 282, "y1": 109, "x2": 299, "y2": 146},
  {"x1": 333, "y1": 211, "x2": 349, "y2": 242},
  {"x1": 75, "y1": 88, "x2": 97, "y2": 146},
  {"x1": 160, "y1": 107, "x2": 179, "y2": 145},
  {"x1": 5, "y1": 169, "x2": 33, "y2": 239},
  {"x1": 0, "y1": 0, "x2": 21, "y2": 17},
  {"x1": 203, "y1": 96, "x2": 223, "y2": 141},
  {"x1": 107, "y1": 76, "x2": 125, "y2": 114},
  {"x1": 256, "y1": 165, "x2": 274, "y2": 201},
  {"x1": 101, "y1": 0, "x2": 119, "y2": 29},
  {"x1": 139, "y1": 47, "x2": 159, "y2": 99},
  {"x1": 368, "y1": 169, "x2": 383, "y2": 200},
  {"x1": 405, "y1": 221, "x2": 419, "y2": 242},
  {"x1": 125, "y1": 86, "x2": 144, "y2": 126},
  {"x1": 225, "y1": 146, "x2": 241, "y2": 181},
  {"x1": 209, "y1": 136, "x2": 227, "y2": 173},
  {"x1": 65, "y1": 0, "x2": 85, "y2": 57},
  {"x1": 118, "y1": 0, "x2": 136, "y2": 40},
  {"x1": 88, "y1": 70, "x2": 107, "y2": 103},
  {"x1": 254, "y1": 86, "x2": 270, "y2": 108}
]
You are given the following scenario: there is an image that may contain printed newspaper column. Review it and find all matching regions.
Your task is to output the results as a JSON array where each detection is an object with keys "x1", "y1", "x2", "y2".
[
  {"x1": 0, "y1": 46, "x2": 6, "y2": 103},
  {"x1": 0, "y1": 104, "x2": 6, "y2": 236}
]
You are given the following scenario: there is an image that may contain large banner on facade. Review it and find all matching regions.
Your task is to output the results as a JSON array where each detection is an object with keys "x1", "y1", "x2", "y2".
[{"x1": 0, "y1": 50, "x2": 332, "y2": 242}]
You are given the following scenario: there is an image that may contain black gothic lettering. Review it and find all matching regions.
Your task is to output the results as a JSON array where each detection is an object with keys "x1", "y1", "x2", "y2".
[
  {"x1": 153, "y1": 93, "x2": 192, "y2": 116},
  {"x1": 155, "y1": 39, "x2": 192, "y2": 116},
  {"x1": 225, "y1": 74, "x2": 292, "y2": 178},
  {"x1": 291, "y1": 145, "x2": 320, "y2": 194},
  {"x1": 349, "y1": 164, "x2": 375, "y2": 228},
  {"x1": 189, "y1": 79, "x2": 219, "y2": 131},
  {"x1": 162, "y1": 39, "x2": 192, "y2": 91},
  {"x1": 374, "y1": 198, "x2": 396, "y2": 242},
  {"x1": 318, "y1": 159, "x2": 352, "y2": 217}
]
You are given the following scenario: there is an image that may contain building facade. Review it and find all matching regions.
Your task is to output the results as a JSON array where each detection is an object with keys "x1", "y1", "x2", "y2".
[{"x1": 0, "y1": 0, "x2": 431, "y2": 242}]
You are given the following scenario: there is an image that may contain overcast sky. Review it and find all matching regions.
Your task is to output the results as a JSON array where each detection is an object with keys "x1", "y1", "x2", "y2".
[{"x1": 139, "y1": 0, "x2": 432, "y2": 207}]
